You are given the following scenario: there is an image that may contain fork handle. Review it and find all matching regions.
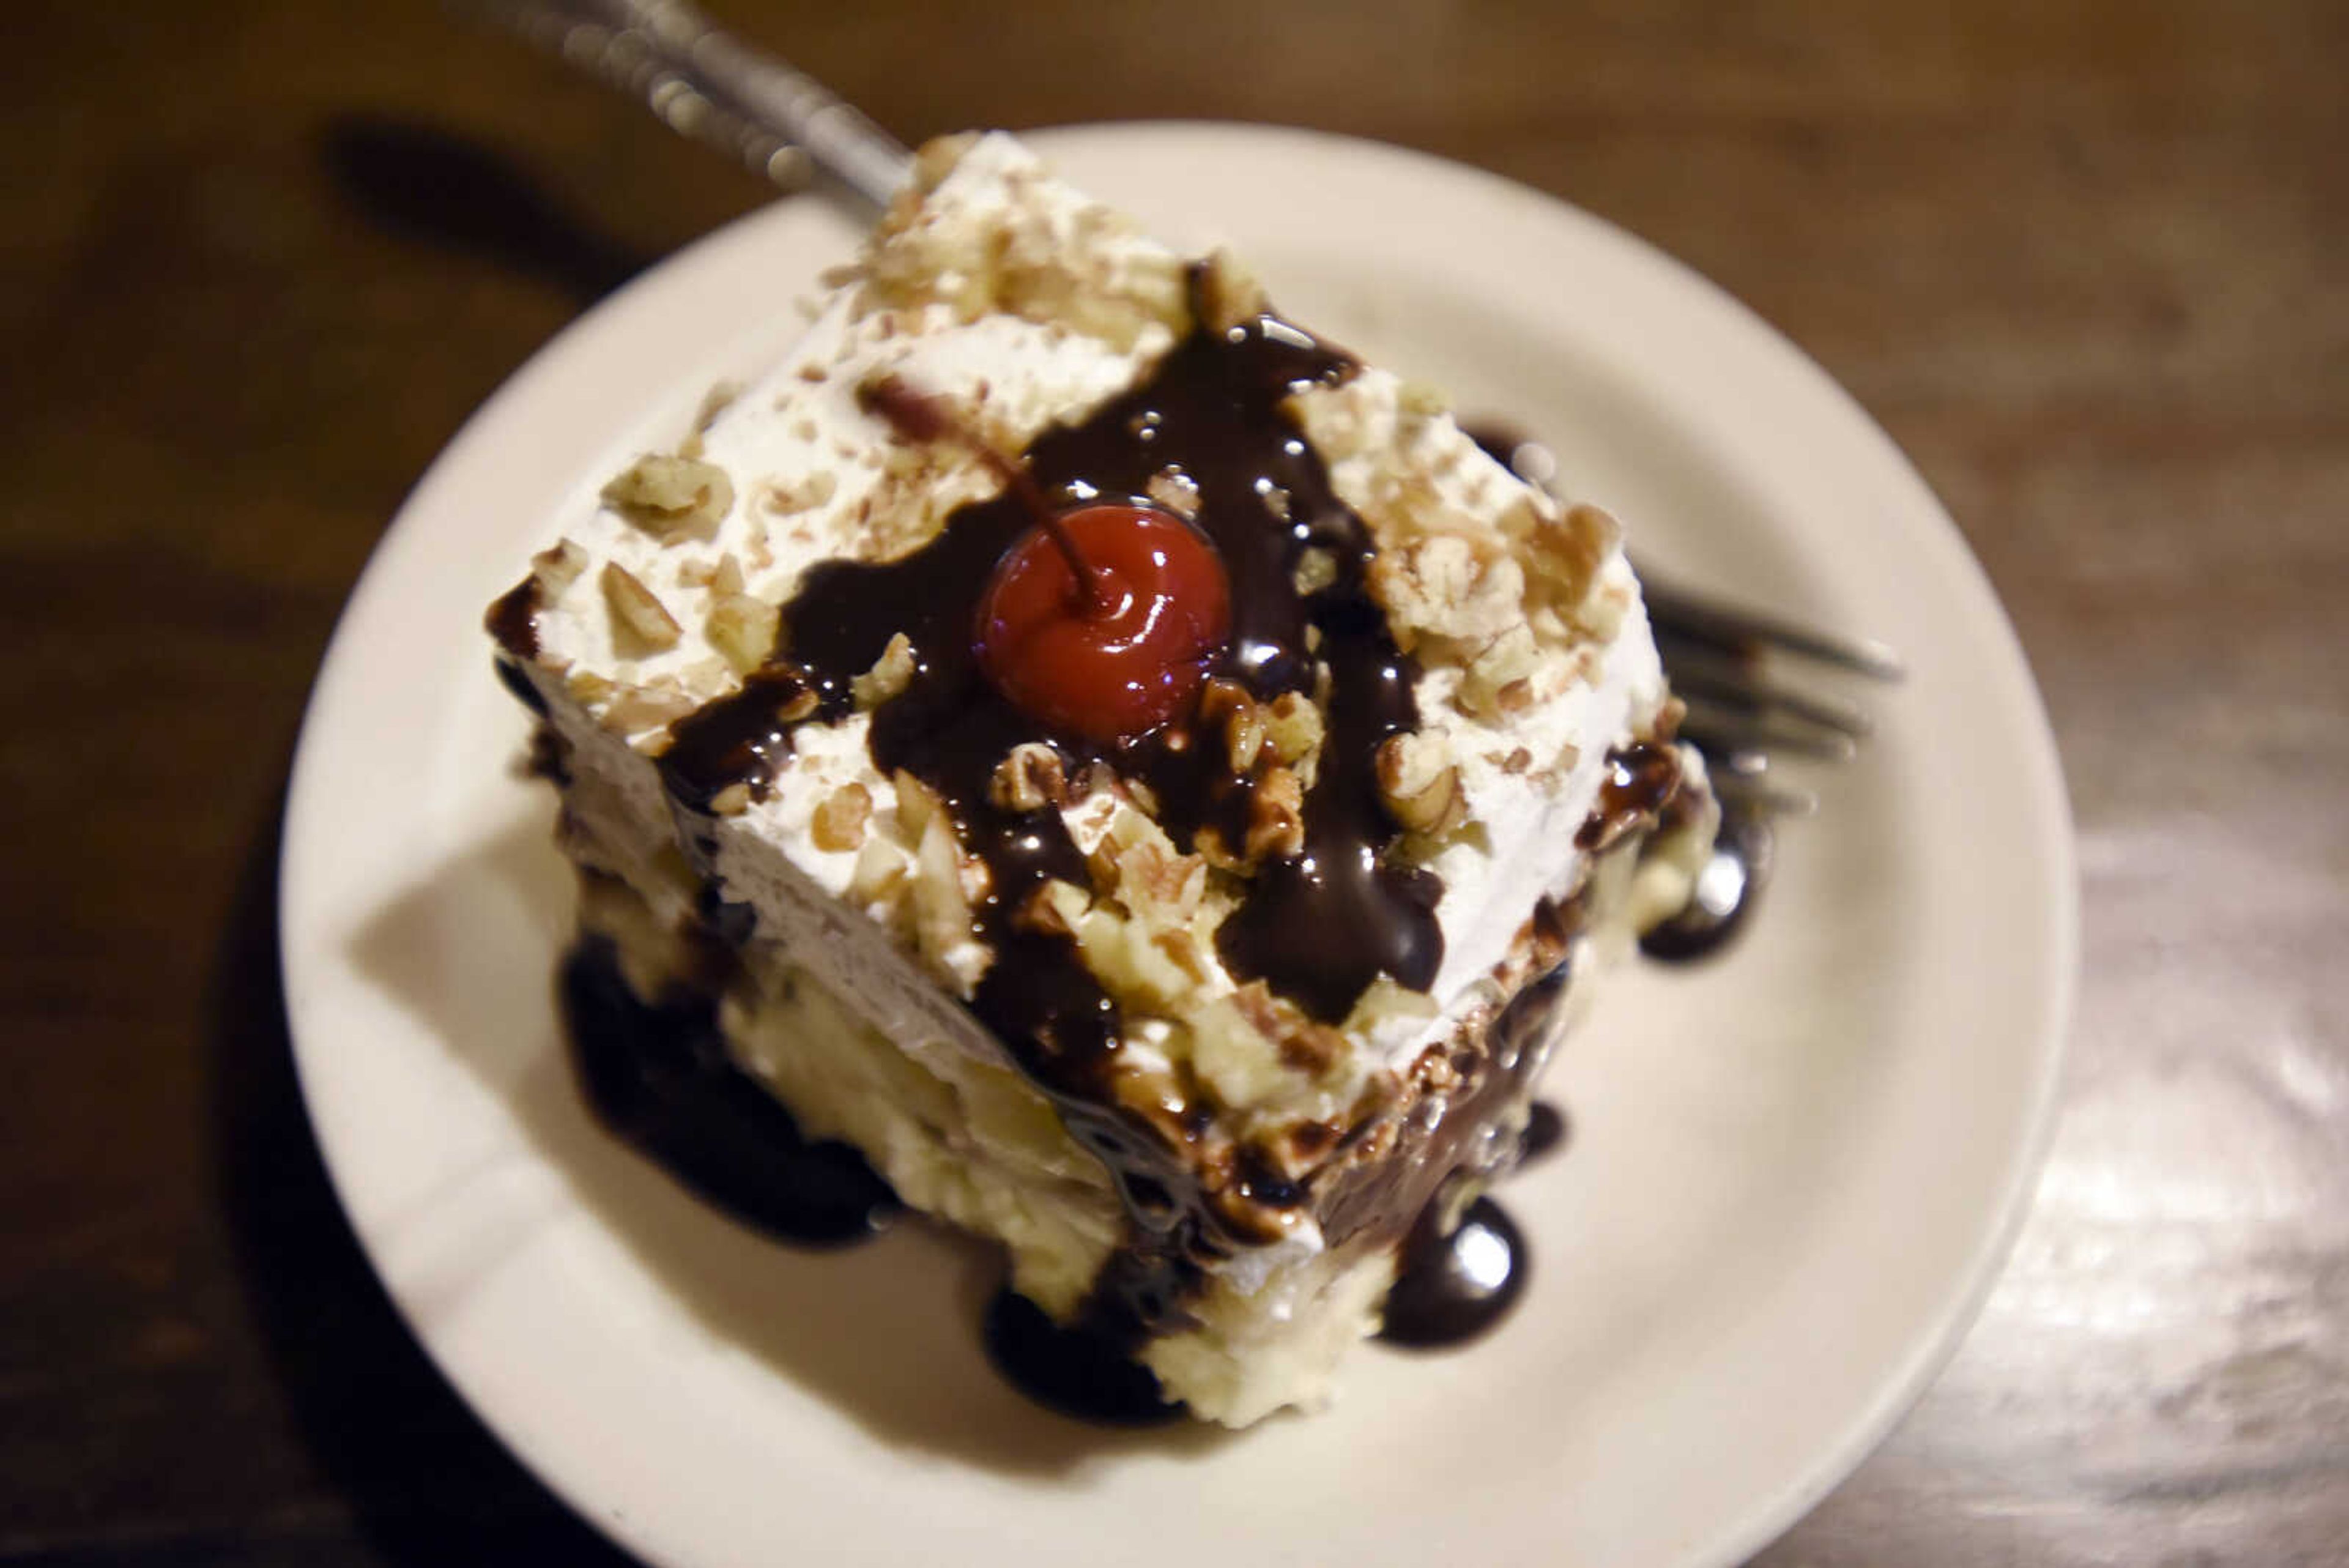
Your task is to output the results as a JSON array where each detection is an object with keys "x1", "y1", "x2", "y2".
[{"x1": 469, "y1": 0, "x2": 912, "y2": 209}]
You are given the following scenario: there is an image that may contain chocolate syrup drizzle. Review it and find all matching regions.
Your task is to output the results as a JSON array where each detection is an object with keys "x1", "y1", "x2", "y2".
[
  {"x1": 1576, "y1": 740, "x2": 1683, "y2": 853},
  {"x1": 492, "y1": 321, "x2": 1717, "y2": 1424},
  {"x1": 484, "y1": 577, "x2": 543, "y2": 663},
  {"x1": 682, "y1": 293, "x2": 1442, "y2": 1044},
  {"x1": 628, "y1": 294, "x2": 1450, "y2": 1404}
]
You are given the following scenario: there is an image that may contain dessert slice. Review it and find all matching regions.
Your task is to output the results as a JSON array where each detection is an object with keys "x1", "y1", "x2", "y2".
[{"x1": 486, "y1": 133, "x2": 1716, "y2": 1426}]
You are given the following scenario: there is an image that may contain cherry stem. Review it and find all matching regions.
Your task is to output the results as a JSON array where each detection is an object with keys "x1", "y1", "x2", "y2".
[{"x1": 858, "y1": 374, "x2": 1109, "y2": 613}]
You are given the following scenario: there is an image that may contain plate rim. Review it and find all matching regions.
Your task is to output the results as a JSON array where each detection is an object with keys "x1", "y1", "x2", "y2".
[{"x1": 280, "y1": 118, "x2": 2077, "y2": 1568}]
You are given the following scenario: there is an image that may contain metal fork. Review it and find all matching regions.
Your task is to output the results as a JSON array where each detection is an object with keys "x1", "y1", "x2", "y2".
[
  {"x1": 1472, "y1": 434, "x2": 1902, "y2": 819},
  {"x1": 1639, "y1": 580, "x2": 1896, "y2": 946},
  {"x1": 1466, "y1": 429, "x2": 1901, "y2": 953},
  {"x1": 471, "y1": 0, "x2": 1903, "y2": 949}
]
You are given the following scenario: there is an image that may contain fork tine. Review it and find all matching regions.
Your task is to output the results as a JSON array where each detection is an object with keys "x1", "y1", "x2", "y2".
[
  {"x1": 1710, "y1": 768, "x2": 1819, "y2": 818},
  {"x1": 1653, "y1": 637, "x2": 1876, "y2": 738},
  {"x1": 1678, "y1": 696, "x2": 1859, "y2": 763},
  {"x1": 1639, "y1": 573, "x2": 1906, "y2": 681}
]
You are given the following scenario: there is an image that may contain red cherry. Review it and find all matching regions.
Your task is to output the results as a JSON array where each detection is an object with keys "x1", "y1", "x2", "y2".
[{"x1": 976, "y1": 503, "x2": 1231, "y2": 743}]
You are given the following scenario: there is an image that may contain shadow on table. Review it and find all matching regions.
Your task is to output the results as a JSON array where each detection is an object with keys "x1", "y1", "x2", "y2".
[
  {"x1": 319, "y1": 114, "x2": 653, "y2": 304},
  {"x1": 198, "y1": 122, "x2": 677, "y2": 1558},
  {"x1": 209, "y1": 789, "x2": 642, "y2": 1566}
]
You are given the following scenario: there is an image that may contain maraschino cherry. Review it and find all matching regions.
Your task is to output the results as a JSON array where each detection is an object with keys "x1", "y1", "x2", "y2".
[
  {"x1": 976, "y1": 502, "x2": 1230, "y2": 742},
  {"x1": 858, "y1": 374, "x2": 1231, "y2": 743}
]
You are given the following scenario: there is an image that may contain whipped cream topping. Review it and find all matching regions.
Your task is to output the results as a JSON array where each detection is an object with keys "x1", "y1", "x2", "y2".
[{"x1": 499, "y1": 135, "x2": 1675, "y2": 1260}]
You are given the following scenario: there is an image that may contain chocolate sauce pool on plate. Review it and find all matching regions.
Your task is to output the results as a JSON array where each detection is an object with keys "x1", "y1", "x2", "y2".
[
  {"x1": 560, "y1": 936, "x2": 899, "y2": 1245},
  {"x1": 1379, "y1": 1197, "x2": 1529, "y2": 1348},
  {"x1": 982, "y1": 1288, "x2": 1184, "y2": 1425},
  {"x1": 1641, "y1": 804, "x2": 1770, "y2": 961},
  {"x1": 1520, "y1": 1101, "x2": 1569, "y2": 1166}
]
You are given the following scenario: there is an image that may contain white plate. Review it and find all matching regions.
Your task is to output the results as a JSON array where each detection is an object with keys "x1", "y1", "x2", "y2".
[{"x1": 281, "y1": 123, "x2": 2074, "y2": 1568}]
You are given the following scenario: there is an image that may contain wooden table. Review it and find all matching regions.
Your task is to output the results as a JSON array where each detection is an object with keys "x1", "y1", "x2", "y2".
[{"x1": 7, "y1": 2, "x2": 2344, "y2": 1561}]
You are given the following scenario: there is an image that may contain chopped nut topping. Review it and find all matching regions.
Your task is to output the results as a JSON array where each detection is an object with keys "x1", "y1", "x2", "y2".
[
  {"x1": 1189, "y1": 981, "x2": 1358, "y2": 1112},
  {"x1": 1244, "y1": 766, "x2": 1306, "y2": 861},
  {"x1": 908, "y1": 811, "x2": 978, "y2": 986},
  {"x1": 1577, "y1": 567, "x2": 1634, "y2": 642},
  {"x1": 1262, "y1": 691, "x2": 1324, "y2": 768},
  {"x1": 600, "y1": 562, "x2": 683, "y2": 656},
  {"x1": 709, "y1": 553, "x2": 745, "y2": 598},
  {"x1": 909, "y1": 131, "x2": 980, "y2": 193},
  {"x1": 891, "y1": 769, "x2": 945, "y2": 839},
  {"x1": 707, "y1": 592, "x2": 780, "y2": 675},
  {"x1": 1530, "y1": 502, "x2": 1620, "y2": 614},
  {"x1": 1196, "y1": 678, "x2": 1271, "y2": 776},
  {"x1": 990, "y1": 742, "x2": 1069, "y2": 813},
  {"x1": 1111, "y1": 838, "x2": 1208, "y2": 923},
  {"x1": 761, "y1": 469, "x2": 837, "y2": 516},
  {"x1": 707, "y1": 782, "x2": 754, "y2": 817},
  {"x1": 852, "y1": 631, "x2": 916, "y2": 710},
  {"x1": 1226, "y1": 704, "x2": 1268, "y2": 775},
  {"x1": 530, "y1": 538, "x2": 589, "y2": 596},
  {"x1": 1650, "y1": 697, "x2": 1688, "y2": 751},
  {"x1": 692, "y1": 380, "x2": 742, "y2": 435},
  {"x1": 1074, "y1": 903, "x2": 1194, "y2": 1012},
  {"x1": 1367, "y1": 534, "x2": 1525, "y2": 654},
  {"x1": 1145, "y1": 466, "x2": 1201, "y2": 517},
  {"x1": 1197, "y1": 677, "x2": 1247, "y2": 723},
  {"x1": 744, "y1": 523, "x2": 776, "y2": 572},
  {"x1": 1192, "y1": 826, "x2": 1245, "y2": 874},
  {"x1": 1017, "y1": 878, "x2": 1090, "y2": 938},
  {"x1": 1236, "y1": 983, "x2": 1353, "y2": 1076},
  {"x1": 1397, "y1": 380, "x2": 1451, "y2": 418},
  {"x1": 846, "y1": 836, "x2": 910, "y2": 907},
  {"x1": 678, "y1": 656, "x2": 733, "y2": 700},
  {"x1": 601, "y1": 453, "x2": 735, "y2": 543},
  {"x1": 1460, "y1": 623, "x2": 1538, "y2": 718},
  {"x1": 861, "y1": 137, "x2": 1187, "y2": 350},
  {"x1": 1291, "y1": 545, "x2": 1340, "y2": 596},
  {"x1": 565, "y1": 669, "x2": 614, "y2": 705},
  {"x1": 600, "y1": 682, "x2": 697, "y2": 733},
  {"x1": 773, "y1": 683, "x2": 820, "y2": 724},
  {"x1": 811, "y1": 783, "x2": 873, "y2": 852},
  {"x1": 1189, "y1": 1000, "x2": 1286, "y2": 1110},
  {"x1": 1378, "y1": 731, "x2": 1466, "y2": 835},
  {"x1": 1195, "y1": 247, "x2": 1268, "y2": 335}
]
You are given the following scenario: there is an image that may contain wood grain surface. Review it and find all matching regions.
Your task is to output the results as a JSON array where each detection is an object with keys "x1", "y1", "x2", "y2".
[{"x1": 4, "y1": 1, "x2": 2343, "y2": 1562}]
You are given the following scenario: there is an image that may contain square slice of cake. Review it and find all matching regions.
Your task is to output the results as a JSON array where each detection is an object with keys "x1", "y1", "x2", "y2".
[{"x1": 486, "y1": 132, "x2": 1716, "y2": 1427}]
